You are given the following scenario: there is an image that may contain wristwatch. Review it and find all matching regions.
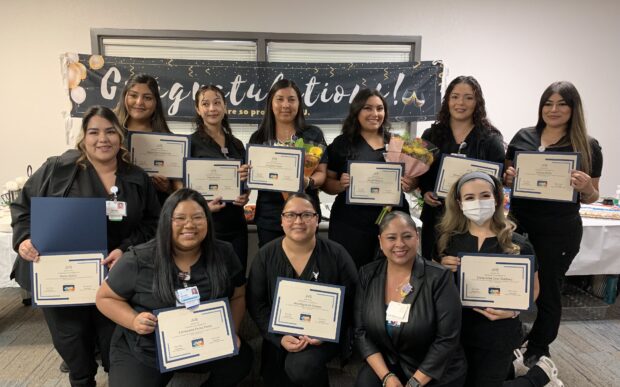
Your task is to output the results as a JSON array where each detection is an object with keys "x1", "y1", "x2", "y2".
[{"x1": 406, "y1": 377, "x2": 421, "y2": 387}]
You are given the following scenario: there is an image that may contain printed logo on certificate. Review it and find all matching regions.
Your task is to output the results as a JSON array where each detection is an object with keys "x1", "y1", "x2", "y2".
[
  {"x1": 246, "y1": 144, "x2": 304, "y2": 193},
  {"x1": 346, "y1": 161, "x2": 403, "y2": 206},
  {"x1": 458, "y1": 253, "x2": 535, "y2": 311},
  {"x1": 268, "y1": 278, "x2": 345, "y2": 342},
  {"x1": 184, "y1": 158, "x2": 242, "y2": 202},
  {"x1": 512, "y1": 151, "x2": 579, "y2": 203},
  {"x1": 129, "y1": 132, "x2": 190, "y2": 179},
  {"x1": 434, "y1": 155, "x2": 503, "y2": 199},
  {"x1": 31, "y1": 251, "x2": 106, "y2": 307},
  {"x1": 154, "y1": 298, "x2": 238, "y2": 373}
]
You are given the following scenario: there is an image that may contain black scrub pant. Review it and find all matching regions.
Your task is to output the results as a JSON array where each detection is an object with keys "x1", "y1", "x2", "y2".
[
  {"x1": 328, "y1": 220, "x2": 379, "y2": 269},
  {"x1": 42, "y1": 306, "x2": 115, "y2": 387},
  {"x1": 355, "y1": 361, "x2": 466, "y2": 387},
  {"x1": 420, "y1": 203, "x2": 443, "y2": 261},
  {"x1": 525, "y1": 226, "x2": 582, "y2": 357},
  {"x1": 256, "y1": 226, "x2": 284, "y2": 248},
  {"x1": 108, "y1": 334, "x2": 254, "y2": 387},
  {"x1": 464, "y1": 345, "x2": 513, "y2": 387},
  {"x1": 260, "y1": 339, "x2": 340, "y2": 387},
  {"x1": 217, "y1": 229, "x2": 249, "y2": 273}
]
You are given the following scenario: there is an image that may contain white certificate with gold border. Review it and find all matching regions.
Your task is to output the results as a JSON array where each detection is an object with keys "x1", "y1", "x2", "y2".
[
  {"x1": 154, "y1": 298, "x2": 238, "y2": 373},
  {"x1": 512, "y1": 151, "x2": 579, "y2": 202},
  {"x1": 129, "y1": 132, "x2": 190, "y2": 179},
  {"x1": 346, "y1": 161, "x2": 403, "y2": 206},
  {"x1": 246, "y1": 145, "x2": 304, "y2": 192},
  {"x1": 32, "y1": 252, "x2": 105, "y2": 307},
  {"x1": 458, "y1": 253, "x2": 534, "y2": 311},
  {"x1": 434, "y1": 155, "x2": 503, "y2": 199},
  {"x1": 184, "y1": 158, "x2": 242, "y2": 202},
  {"x1": 268, "y1": 278, "x2": 345, "y2": 342}
]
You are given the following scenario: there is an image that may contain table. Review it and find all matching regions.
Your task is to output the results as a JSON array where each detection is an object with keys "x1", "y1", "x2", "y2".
[
  {"x1": 0, "y1": 231, "x2": 18, "y2": 287},
  {"x1": 567, "y1": 217, "x2": 620, "y2": 276}
]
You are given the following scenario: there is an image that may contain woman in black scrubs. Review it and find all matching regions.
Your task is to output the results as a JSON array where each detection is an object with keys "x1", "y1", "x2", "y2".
[
  {"x1": 114, "y1": 73, "x2": 177, "y2": 205},
  {"x1": 436, "y1": 172, "x2": 555, "y2": 387},
  {"x1": 417, "y1": 76, "x2": 505, "y2": 261},
  {"x1": 249, "y1": 79, "x2": 328, "y2": 247},
  {"x1": 96, "y1": 189, "x2": 253, "y2": 387},
  {"x1": 323, "y1": 89, "x2": 412, "y2": 268},
  {"x1": 190, "y1": 85, "x2": 250, "y2": 270},
  {"x1": 505, "y1": 81, "x2": 603, "y2": 367},
  {"x1": 247, "y1": 193, "x2": 358, "y2": 386},
  {"x1": 11, "y1": 106, "x2": 160, "y2": 387}
]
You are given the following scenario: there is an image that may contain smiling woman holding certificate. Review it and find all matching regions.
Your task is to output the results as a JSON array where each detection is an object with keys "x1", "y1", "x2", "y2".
[
  {"x1": 10, "y1": 106, "x2": 160, "y2": 386},
  {"x1": 247, "y1": 193, "x2": 358, "y2": 387},
  {"x1": 504, "y1": 81, "x2": 603, "y2": 368},
  {"x1": 96, "y1": 189, "x2": 252, "y2": 387},
  {"x1": 436, "y1": 172, "x2": 563, "y2": 387},
  {"x1": 323, "y1": 89, "x2": 412, "y2": 268},
  {"x1": 354, "y1": 211, "x2": 466, "y2": 387},
  {"x1": 189, "y1": 85, "x2": 250, "y2": 270}
]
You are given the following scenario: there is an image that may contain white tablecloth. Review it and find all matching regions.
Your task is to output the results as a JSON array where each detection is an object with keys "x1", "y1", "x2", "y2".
[
  {"x1": 567, "y1": 217, "x2": 620, "y2": 275},
  {"x1": 0, "y1": 231, "x2": 18, "y2": 287}
]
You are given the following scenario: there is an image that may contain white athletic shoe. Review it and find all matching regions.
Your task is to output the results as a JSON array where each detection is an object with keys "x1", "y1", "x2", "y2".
[
  {"x1": 537, "y1": 356, "x2": 564, "y2": 387},
  {"x1": 513, "y1": 348, "x2": 530, "y2": 377}
]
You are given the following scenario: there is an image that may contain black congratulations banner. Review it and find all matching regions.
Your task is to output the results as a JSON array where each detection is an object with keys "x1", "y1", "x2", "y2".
[{"x1": 66, "y1": 53, "x2": 444, "y2": 124}]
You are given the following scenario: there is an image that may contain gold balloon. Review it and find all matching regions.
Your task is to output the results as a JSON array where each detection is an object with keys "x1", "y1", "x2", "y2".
[{"x1": 88, "y1": 55, "x2": 104, "y2": 70}]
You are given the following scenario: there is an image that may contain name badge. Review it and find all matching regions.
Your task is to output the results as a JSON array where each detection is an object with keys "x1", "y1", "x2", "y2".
[
  {"x1": 449, "y1": 153, "x2": 467, "y2": 158},
  {"x1": 175, "y1": 286, "x2": 200, "y2": 309},
  {"x1": 106, "y1": 201, "x2": 127, "y2": 221},
  {"x1": 386, "y1": 301, "x2": 411, "y2": 324}
]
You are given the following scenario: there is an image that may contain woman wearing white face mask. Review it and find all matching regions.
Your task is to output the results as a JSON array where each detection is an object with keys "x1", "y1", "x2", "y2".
[{"x1": 436, "y1": 172, "x2": 559, "y2": 387}]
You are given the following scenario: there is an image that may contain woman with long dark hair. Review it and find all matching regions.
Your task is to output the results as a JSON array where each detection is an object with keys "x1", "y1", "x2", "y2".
[
  {"x1": 114, "y1": 73, "x2": 177, "y2": 204},
  {"x1": 504, "y1": 81, "x2": 602, "y2": 367},
  {"x1": 190, "y1": 85, "x2": 250, "y2": 270},
  {"x1": 323, "y1": 89, "x2": 412, "y2": 268},
  {"x1": 249, "y1": 79, "x2": 328, "y2": 247},
  {"x1": 96, "y1": 189, "x2": 253, "y2": 387},
  {"x1": 417, "y1": 76, "x2": 505, "y2": 261},
  {"x1": 11, "y1": 105, "x2": 160, "y2": 386}
]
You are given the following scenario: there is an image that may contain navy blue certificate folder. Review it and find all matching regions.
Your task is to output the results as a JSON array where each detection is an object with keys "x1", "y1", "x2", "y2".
[{"x1": 31, "y1": 197, "x2": 107, "y2": 253}]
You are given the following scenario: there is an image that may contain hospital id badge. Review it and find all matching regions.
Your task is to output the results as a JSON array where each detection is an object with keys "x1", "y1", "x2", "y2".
[
  {"x1": 106, "y1": 201, "x2": 127, "y2": 221},
  {"x1": 175, "y1": 286, "x2": 200, "y2": 309},
  {"x1": 386, "y1": 301, "x2": 411, "y2": 324}
]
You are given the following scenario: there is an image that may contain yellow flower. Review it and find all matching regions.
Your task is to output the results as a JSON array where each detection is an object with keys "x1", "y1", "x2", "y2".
[{"x1": 308, "y1": 146, "x2": 323, "y2": 157}]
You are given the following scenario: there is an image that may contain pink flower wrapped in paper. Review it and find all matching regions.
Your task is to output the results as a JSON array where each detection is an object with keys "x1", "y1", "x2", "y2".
[{"x1": 376, "y1": 134, "x2": 437, "y2": 224}]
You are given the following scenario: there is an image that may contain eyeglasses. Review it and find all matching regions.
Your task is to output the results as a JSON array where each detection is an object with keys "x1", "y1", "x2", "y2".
[
  {"x1": 281, "y1": 212, "x2": 318, "y2": 222},
  {"x1": 172, "y1": 215, "x2": 207, "y2": 226}
]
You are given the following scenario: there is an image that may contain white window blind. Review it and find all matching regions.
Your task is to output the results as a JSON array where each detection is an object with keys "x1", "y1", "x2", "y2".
[{"x1": 101, "y1": 38, "x2": 258, "y2": 142}]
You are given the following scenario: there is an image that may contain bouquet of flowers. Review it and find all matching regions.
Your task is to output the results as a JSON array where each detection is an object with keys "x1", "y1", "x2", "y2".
[
  {"x1": 376, "y1": 133, "x2": 437, "y2": 224},
  {"x1": 276, "y1": 137, "x2": 325, "y2": 199}
]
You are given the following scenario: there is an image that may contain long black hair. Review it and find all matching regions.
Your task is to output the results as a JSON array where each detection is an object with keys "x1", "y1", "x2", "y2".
[
  {"x1": 114, "y1": 73, "x2": 171, "y2": 133},
  {"x1": 152, "y1": 189, "x2": 230, "y2": 304},
  {"x1": 250, "y1": 79, "x2": 308, "y2": 144},
  {"x1": 428, "y1": 75, "x2": 501, "y2": 147},
  {"x1": 193, "y1": 84, "x2": 245, "y2": 155}
]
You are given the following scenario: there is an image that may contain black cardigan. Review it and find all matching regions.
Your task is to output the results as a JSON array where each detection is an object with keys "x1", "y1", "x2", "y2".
[{"x1": 355, "y1": 257, "x2": 466, "y2": 383}]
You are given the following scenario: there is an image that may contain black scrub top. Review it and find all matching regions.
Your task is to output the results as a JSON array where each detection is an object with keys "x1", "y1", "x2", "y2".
[
  {"x1": 506, "y1": 127, "x2": 603, "y2": 234},
  {"x1": 69, "y1": 162, "x2": 160, "y2": 253},
  {"x1": 418, "y1": 126, "x2": 505, "y2": 197},
  {"x1": 189, "y1": 131, "x2": 248, "y2": 238},
  {"x1": 106, "y1": 239, "x2": 245, "y2": 367},
  {"x1": 444, "y1": 232, "x2": 536, "y2": 351},
  {"x1": 249, "y1": 125, "x2": 328, "y2": 232},
  {"x1": 327, "y1": 134, "x2": 410, "y2": 229}
]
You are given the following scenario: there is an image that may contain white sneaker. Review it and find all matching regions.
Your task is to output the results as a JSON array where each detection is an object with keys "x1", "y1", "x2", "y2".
[
  {"x1": 537, "y1": 356, "x2": 564, "y2": 387},
  {"x1": 513, "y1": 349, "x2": 530, "y2": 377}
]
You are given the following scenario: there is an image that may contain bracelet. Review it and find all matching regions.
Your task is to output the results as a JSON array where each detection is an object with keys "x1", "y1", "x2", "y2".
[{"x1": 382, "y1": 372, "x2": 396, "y2": 387}]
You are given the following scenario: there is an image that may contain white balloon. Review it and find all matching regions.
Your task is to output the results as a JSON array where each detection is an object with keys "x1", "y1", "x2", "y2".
[{"x1": 71, "y1": 86, "x2": 86, "y2": 104}]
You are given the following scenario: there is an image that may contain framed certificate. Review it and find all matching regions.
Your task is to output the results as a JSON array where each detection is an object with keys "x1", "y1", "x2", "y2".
[
  {"x1": 184, "y1": 158, "x2": 242, "y2": 202},
  {"x1": 434, "y1": 155, "x2": 503, "y2": 199},
  {"x1": 512, "y1": 151, "x2": 579, "y2": 202},
  {"x1": 268, "y1": 278, "x2": 345, "y2": 342},
  {"x1": 346, "y1": 161, "x2": 403, "y2": 206},
  {"x1": 246, "y1": 145, "x2": 304, "y2": 193},
  {"x1": 458, "y1": 253, "x2": 535, "y2": 311},
  {"x1": 129, "y1": 132, "x2": 190, "y2": 179},
  {"x1": 154, "y1": 298, "x2": 238, "y2": 373},
  {"x1": 31, "y1": 252, "x2": 106, "y2": 307}
]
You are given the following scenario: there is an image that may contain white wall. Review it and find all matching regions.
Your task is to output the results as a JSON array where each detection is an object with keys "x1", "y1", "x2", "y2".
[{"x1": 1, "y1": 0, "x2": 618, "y2": 195}]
